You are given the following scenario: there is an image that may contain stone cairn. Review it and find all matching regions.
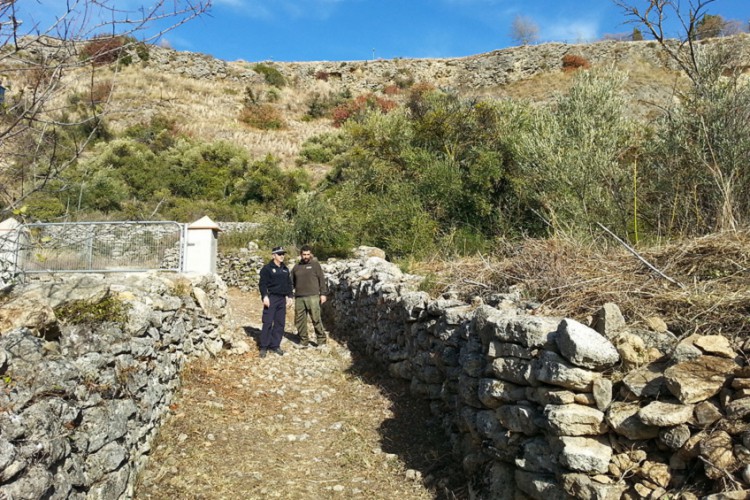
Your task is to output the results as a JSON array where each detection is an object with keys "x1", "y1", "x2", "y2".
[
  {"x1": 323, "y1": 247, "x2": 750, "y2": 500},
  {"x1": 0, "y1": 272, "x2": 237, "y2": 499}
]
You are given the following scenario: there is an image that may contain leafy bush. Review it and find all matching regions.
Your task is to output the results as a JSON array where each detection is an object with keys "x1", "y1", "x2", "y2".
[
  {"x1": 304, "y1": 92, "x2": 347, "y2": 120},
  {"x1": 253, "y1": 63, "x2": 286, "y2": 88},
  {"x1": 239, "y1": 104, "x2": 285, "y2": 130},
  {"x1": 639, "y1": 51, "x2": 750, "y2": 235},
  {"x1": 232, "y1": 154, "x2": 308, "y2": 208},
  {"x1": 513, "y1": 69, "x2": 637, "y2": 234},
  {"x1": 331, "y1": 93, "x2": 397, "y2": 127},
  {"x1": 297, "y1": 133, "x2": 348, "y2": 165}
]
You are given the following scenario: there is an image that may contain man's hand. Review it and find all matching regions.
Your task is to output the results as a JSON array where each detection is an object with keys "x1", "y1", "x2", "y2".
[
  {"x1": 286, "y1": 297, "x2": 293, "y2": 307},
  {"x1": 263, "y1": 296, "x2": 270, "y2": 308},
  {"x1": 320, "y1": 295, "x2": 327, "y2": 304}
]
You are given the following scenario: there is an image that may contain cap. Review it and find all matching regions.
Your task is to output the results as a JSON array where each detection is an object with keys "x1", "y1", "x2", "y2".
[{"x1": 271, "y1": 246, "x2": 286, "y2": 255}]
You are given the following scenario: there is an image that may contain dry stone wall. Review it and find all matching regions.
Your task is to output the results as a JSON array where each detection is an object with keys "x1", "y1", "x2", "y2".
[
  {"x1": 0, "y1": 272, "x2": 233, "y2": 499},
  {"x1": 323, "y1": 248, "x2": 750, "y2": 499}
]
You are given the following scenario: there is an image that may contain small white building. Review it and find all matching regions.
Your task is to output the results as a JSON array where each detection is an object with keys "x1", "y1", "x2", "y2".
[{"x1": 183, "y1": 216, "x2": 222, "y2": 274}]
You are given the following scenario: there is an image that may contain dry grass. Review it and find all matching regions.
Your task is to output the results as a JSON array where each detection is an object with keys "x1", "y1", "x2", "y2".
[{"x1": 413, "y1": 231, "x2": 750, "y2": 346}]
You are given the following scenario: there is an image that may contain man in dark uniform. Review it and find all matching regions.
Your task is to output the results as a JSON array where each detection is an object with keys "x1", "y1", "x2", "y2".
[
  {"x1": 291, "y1": 244, "x2": 329, "y2": 348},
  {"x1": 258, "y1": 246, "x2": 293, "y2": 358}
]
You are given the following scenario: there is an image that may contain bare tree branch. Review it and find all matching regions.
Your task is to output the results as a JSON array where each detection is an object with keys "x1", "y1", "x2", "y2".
[{"x1": 0, "y1": 0, "x2": 211, "y2": 218}]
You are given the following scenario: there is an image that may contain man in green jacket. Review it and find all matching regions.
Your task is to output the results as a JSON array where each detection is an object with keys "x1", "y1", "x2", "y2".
[{"x1": 291, "y1": 244, "x2": 329, "y2": 348}]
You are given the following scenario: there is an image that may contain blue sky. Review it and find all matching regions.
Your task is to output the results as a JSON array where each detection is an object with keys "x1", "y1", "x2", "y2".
[{"x1": 17, "y1": 0, "x2": 750, "y2": 62}]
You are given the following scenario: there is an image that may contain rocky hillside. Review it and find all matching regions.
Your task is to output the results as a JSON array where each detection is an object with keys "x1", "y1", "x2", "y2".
[{"x1": 92, "y1": 34, "x2": 749, "y2": 173}]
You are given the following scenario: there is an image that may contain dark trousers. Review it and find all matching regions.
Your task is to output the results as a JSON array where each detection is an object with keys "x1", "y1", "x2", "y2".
[{"x1": 260, "y1": 294, "x2": 286, "y2": 349}]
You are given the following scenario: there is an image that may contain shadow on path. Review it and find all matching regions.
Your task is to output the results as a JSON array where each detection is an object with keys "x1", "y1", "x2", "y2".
[{"x1": 337, "y1": 335, "x2": 468, "y2": 500}]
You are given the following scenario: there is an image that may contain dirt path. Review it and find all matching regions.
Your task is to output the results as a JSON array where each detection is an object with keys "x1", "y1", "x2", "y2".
[{"x1": 135, "y1": 289, "x2": 464, "y2": 499}]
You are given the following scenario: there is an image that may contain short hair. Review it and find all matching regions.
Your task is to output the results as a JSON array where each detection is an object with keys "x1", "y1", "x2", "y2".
[{"x1": 300, "y1": 244, "x2": 312, "y2": 253}]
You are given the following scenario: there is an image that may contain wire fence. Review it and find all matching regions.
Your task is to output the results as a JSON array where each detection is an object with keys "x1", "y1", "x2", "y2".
[{"x1": 14, "y1": 221, "x2": 185, "y2": 276}]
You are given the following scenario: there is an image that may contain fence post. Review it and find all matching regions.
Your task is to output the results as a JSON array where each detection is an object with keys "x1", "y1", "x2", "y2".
[{"x1": 183, "y1": 216, "x2": 222, "y2": 274}]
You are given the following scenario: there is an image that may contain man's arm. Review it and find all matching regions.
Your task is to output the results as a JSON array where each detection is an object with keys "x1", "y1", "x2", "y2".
[{"x1": 258, "y1": 266, "x2": 270, "y2": 307}]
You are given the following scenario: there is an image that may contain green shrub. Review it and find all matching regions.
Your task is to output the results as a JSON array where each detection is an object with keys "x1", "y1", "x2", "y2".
[
  {"x1": 232, "y1": 154, "x2": 308, "y2": 208},
  {"x1": 55, "y1": 294, "x2": 130, "y2": 325},
  {"x1": 304, "y1": 92, "x2": 347, "y2": 119},
  {"x1": 297, "y1": 133, "x2": 347, "y2": 165},
  {"x1": 253, "y1": 63, "x2": 286, "y2": 88}
]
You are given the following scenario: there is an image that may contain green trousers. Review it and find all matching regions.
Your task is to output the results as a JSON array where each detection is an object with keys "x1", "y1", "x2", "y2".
[{"x1": 295, "y1": 295, "x2": 327, "y2": 343}]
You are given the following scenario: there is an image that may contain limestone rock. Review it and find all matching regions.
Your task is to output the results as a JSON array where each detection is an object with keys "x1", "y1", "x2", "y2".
[
  {"x1": 352, "y1": 245, "x2": 386, "y2": 261},
  {"x1": 613, "y1": 333, "x2": 649, "y2": 367},
  {"x1": 477, "y1": 378, "x2": 525, "y2": 408},
  {"x1": 496, "y1": 404, "x2": 540, "y2": 436},
  {"x1": 0, "y1": 295, "x2": 57, "y2": 337},
  {"x1": 516, "y1": 438, "x2": 558, "y2": 474},
  {"x1": 487, "y1": 340, "x2": 533, "y2": 359},
  {"x1": 699, "y1": 431, "x2": 738, "y2": 480},
  {"x1": 664, "y1": 356, "x2": 739, "y2": 404},
  {"x1": 693, "y1": 335, "x2": 736, "y2": 359},
  {"x1": 726, "y1": 397, "x2": 750, "y2": 420},
  {"x1": 534, "y1": 351, "x2": 599, "y2": 391},
  {"x1": 670, "y1": 335, "x2": 704, "y2": 363},
  {"x1": 637, "y1": 401, "x2": 694, "y2": 427},
  {"x1": 562, "y1": 473, "x2": 627, "y2": 500},
  {"x1": 556, "y1": 318, "x2": 619, "y2": 370},
  {"x1": 558, "y1": 436, "x2": 612, "y2": 474},
  {"x1": 659, "y1": 424, "x2": 691, "y2": 450},
  {"x1": 474, "y1": 305, "x2": 560, "y2": 349},
  {"x1": 591, "y1": 303, "x2": 626, "y2": 339},
  {"x1": 514, "y1": 470, "x2": 568, "y2": 500},
  {"x1": 545, "y1": 404, "x2": 607, "y2": 436},
  {"x1": 592, "y1": 378, "x2": 613, "y2": 411},
  {"x1": 694, "y1": 400, "x2": 724, "y2": 428},
  {"x1": 490, "y1": 357, "x2": 536, "y2": 386},
  {"x1": 637, "y1": 460, "x2": 671, "y2": 488},
  {"x1": 607, "y1": 402, "x2": 659, "y2": 440},
  {"x1": 621, "y1": 362, "x2": 667, "y2": 398},
  {"x1": 645, "y1": 316, "x2": 668, "y2": 333}
]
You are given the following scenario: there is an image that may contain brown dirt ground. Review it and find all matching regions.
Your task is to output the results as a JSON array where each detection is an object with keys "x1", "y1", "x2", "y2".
[{"x1": 135, "y1": 288, "x2": 466, "y2": 499}]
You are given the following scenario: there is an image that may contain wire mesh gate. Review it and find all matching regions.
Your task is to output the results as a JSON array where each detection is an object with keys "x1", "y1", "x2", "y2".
[{"x1": 14, "y1": 221, "x2": 186, "y2": 275}]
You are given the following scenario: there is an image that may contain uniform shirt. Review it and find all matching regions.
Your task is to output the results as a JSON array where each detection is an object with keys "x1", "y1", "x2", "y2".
[
  {"x1": 292, "y1": 258, "x2": 328, "y2": 297},
  {"x1": 258, "y1": 260, "x2": 293, "y2": 298}
]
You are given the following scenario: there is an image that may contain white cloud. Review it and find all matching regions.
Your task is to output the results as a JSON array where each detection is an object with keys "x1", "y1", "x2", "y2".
[{"x1": 543, "y1": 19, "x2": 600, "y2": 43}]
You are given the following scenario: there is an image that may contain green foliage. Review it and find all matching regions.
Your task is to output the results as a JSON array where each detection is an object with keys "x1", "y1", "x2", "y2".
[
  {"x1": 232, "y1": 154, "x2": 309, "y2": 208},
  {"x1": 285, "y1": 192, "x2": 354, "y2": 259},
  {"x1": 253, "y1": 63, "x2": 286, "y2": 88},
  {"x1": 55, "y1": 294, "x2": 130, "y2": 325},
  {"x1": 297, "y1": 133, "x2": 348, "y2": 165},
  {"x1": 124, "y1": 115, "x2": 179, "y2": 152},
  {"x1": 640, "y1": 53, "x2": 750, "y2": 235},
  {"x1": 23, "y1": 193, "x2": 66, "y2": 221},
  {"x1": 513, "y1": 69, "x2": 637, "y2": 234},
  {"x1": 304, "y1": 92, "x2": 347, "y2": 120},
  {"x1": 311, "y1": 93, "x2": 529, "y2": 257}
]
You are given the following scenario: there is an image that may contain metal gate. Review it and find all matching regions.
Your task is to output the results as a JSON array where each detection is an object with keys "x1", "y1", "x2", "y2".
[{"x1": 14, "y1": 221, "x2": 186, "y2": 275}]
